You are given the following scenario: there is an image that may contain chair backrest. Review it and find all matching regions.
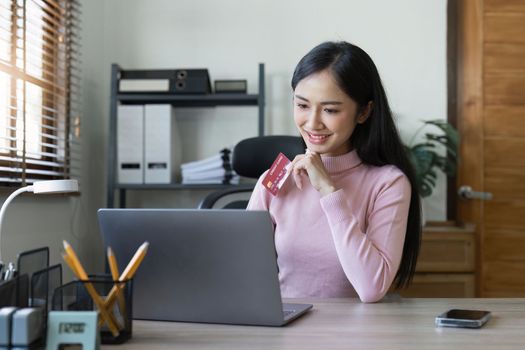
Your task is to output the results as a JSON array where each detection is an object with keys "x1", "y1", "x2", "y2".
[
  {"x1": 198, "y1": 185, "x2": 256, "y2": 209},
  {"x1": 198, "y1": 135, "x2": 304, "y2": 209},
  {"x1": 232, "y1": 135, "x2": 304, "y2": 178}
]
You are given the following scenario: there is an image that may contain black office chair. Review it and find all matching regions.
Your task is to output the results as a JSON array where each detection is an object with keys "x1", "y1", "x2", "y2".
[{"x1": 198, "y1": 135, "x2": 304, "y2": 209}]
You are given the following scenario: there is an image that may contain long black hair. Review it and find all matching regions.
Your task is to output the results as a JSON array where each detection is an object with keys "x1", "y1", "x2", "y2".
[{"x1": 291, "y1": 41, "x2": 421, "y2": 289}]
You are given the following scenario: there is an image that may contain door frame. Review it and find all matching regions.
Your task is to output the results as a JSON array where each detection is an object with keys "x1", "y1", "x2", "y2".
[
  {"x1": 455, "y1": 0, "x2": 484, "y2": 296},
  {"x1": 447, "y1": 0, "x2": 458, "y2": 220}
]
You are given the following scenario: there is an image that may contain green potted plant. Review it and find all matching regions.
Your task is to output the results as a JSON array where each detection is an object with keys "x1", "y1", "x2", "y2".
[{"x1": 404, "y1": 120, "x2": 459, "y2": 198}]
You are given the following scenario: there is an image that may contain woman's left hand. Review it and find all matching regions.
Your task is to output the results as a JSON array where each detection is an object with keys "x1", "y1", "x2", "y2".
[{"x1": 288, "y1": 150, "x2": 337, "y2": 196}]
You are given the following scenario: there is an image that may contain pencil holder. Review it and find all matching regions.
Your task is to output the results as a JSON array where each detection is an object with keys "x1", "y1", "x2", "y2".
[{"x1": 50, "y1": 274, "x2": 133, "y2": 344}]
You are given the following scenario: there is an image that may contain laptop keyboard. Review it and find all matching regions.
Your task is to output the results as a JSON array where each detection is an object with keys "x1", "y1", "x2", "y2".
[{"x1": 283, "y1": 309, "x2": 295, "y2": 318}]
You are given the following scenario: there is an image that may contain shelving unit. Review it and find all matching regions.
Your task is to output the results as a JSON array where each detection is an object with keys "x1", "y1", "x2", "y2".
[{"x1": 107, "y1": 63, "x2": 265, "y2": 208}]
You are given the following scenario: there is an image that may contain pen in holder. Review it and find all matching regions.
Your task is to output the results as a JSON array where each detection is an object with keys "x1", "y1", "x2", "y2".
[{"x1": 50, "y1": 274, "x2": 133, "y2": 344}]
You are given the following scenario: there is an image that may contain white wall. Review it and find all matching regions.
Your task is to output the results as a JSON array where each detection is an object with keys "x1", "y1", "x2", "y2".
[{"x1": 0, "y1": 0, "x2": 447, "y2": 274}]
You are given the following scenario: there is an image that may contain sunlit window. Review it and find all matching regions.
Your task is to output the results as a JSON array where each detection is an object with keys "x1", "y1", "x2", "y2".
[
  {"x1": 0, "y1": 72, "x2": 9, "y2": 153},
  {"x1": 0, "y1": 0, "x2": 80, "y2": 185}
]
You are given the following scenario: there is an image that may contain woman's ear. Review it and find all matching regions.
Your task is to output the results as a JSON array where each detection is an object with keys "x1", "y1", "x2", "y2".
[{"x1": 357, "y1": 101, "x2": 373, "y2": 124}]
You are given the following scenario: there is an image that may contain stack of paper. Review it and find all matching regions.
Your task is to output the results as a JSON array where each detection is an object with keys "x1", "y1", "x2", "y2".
[{"x1": 181, "y1": 149, "x2": 240, "y2": 185}]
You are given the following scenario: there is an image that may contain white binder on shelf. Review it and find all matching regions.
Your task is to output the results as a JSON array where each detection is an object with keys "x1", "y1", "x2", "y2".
[
  {"x1": 144, "y1": 104, "x2": 181, "y2": 184},
  {"x1": 117, "y1": 105, "x2": 144, "y2": 184},
  {"x1": 119, "y1": 79, "x2": 170, "y2": 92}
]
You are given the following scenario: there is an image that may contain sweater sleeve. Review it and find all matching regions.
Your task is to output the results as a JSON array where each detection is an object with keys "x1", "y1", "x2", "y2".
[
  {"x1": 319, "y1": 168, "x2": 411, "y2": 303},
  {"x1": 246, "y1": 170, "x2": 271, "y2": 212}
]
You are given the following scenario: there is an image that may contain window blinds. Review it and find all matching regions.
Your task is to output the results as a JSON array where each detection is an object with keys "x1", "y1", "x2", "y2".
[{"x1": 0, "y1": 0, "x2": 80, "y2": 185}]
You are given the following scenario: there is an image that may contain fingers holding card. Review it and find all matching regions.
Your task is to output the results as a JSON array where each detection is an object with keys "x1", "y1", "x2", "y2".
[{"x1": 263, "y1": 150, "x2": 336, "y2": 196}]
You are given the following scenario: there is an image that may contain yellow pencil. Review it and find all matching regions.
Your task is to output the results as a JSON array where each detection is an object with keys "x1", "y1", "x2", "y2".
[
  {"x1": 107, "y1": 247, "x2": 127, "y2": 320},
  {"x1": 107, "y1": 247, "x2": 119, "y2": 281},
  {"x1": 63, "y1": 241, "x2": 121, "y2": 336},
  {"x1": 97, "y1": 242, "x2": 149, "y2": 328},
  {"x1": 103, "y1": 242, "x2": 149, "y2": 311}
]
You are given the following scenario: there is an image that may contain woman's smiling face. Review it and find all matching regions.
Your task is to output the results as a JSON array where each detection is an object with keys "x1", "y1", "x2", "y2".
[{"x1": 293, "y1": 69, "x2": 367, "y2": 157}]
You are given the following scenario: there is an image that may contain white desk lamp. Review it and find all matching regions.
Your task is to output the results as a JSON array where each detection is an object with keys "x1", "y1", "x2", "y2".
[{"x1": 0, "y1": 179, "x2": 79, "y2": 265}]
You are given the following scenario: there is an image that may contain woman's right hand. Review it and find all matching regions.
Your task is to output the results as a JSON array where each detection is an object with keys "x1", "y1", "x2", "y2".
[{"x1": 288, "y1": 150, "x2": 337, "y2": 196}]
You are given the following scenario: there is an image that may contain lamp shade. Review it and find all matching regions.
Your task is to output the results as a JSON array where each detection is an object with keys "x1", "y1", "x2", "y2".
[{"x1": 32, "y1": 180, "x2": 79, "y2": 194}]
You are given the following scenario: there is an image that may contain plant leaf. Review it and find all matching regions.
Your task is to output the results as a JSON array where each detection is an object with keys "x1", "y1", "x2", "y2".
[
  {"x1": 404, "y1": 120, "x2": 459, "y2": 197},
  {"x1": 423, "y1": 119, "x2": 459, "y2": 150},
  {"x1": 425, "y1": 134, "x2": 457, "y2": 158}
]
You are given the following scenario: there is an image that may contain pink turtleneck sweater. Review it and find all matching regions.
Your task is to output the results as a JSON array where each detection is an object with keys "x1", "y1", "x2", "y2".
[{"x1": 247, "y1": 150, "x2": 411, "y2": 303}]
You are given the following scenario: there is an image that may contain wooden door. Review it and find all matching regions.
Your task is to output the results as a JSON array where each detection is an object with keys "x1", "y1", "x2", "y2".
[{"x1": 457, "y1": 0, "x2": 525, "y2": 296}]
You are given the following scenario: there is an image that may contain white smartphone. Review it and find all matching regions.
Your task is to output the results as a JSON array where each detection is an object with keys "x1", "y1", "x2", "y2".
[{"x1": 435, "y1": 309, "x2": 491, "y2": 328}]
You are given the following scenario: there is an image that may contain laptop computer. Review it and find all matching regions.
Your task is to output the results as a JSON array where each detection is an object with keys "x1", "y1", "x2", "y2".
[{"x1": 97, "y1": 209, "x2": 312, "y2": 326}]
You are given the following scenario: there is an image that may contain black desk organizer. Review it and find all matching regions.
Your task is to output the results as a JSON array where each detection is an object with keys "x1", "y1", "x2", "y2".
[
  {"x1": 0, "y1": 247, "x2": 133, "y2": 345},
  {"x1": 0, "y1": 246, "x2": 51, "y2": 309},
  {"x1": 51, "y1": 275, "x2": 133, "y2": 344},
  {"x1": 0, "y1": 247, "x2": 53, "y2": 349},
  {"x1": 0, "y1": 274, "x2": 29, "y2": 308}
]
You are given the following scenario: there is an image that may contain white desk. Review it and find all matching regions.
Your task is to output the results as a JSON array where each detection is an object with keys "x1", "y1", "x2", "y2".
[{"x1": 107, "y1": 298, "x2": 525, "y2": 349}]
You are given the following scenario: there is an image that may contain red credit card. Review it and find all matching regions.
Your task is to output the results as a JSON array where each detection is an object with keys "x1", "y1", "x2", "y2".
[{"x1": 262, "y1": 152, "x2": 292, "y2": 196}]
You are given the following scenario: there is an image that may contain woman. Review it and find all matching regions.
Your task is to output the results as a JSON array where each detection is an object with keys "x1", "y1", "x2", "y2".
[{"x1": 247, "y1": 41, "x2": 421, "y2": 302}]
